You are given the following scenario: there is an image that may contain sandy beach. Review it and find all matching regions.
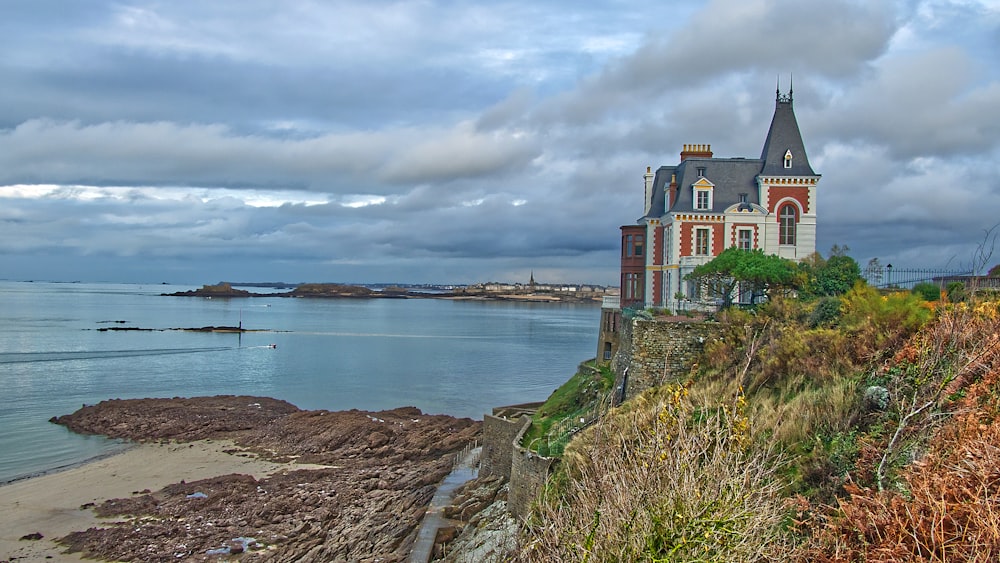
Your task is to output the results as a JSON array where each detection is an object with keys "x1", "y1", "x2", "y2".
[{"x1": 0, "y1": 440, "x2": 309, "y2": 562}]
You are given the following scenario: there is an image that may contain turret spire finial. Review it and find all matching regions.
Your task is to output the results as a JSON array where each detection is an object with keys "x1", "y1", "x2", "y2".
[{"x1": 777, "y1": 74, "x2": 792, "y2": 105}]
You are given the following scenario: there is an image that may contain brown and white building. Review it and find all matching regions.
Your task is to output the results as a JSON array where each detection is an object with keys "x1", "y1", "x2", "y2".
[{"x1": 620, "y1": 88, "x2": 820, "y2": 309}]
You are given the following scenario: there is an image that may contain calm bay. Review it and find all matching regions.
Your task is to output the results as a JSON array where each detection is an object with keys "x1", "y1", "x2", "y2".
[{"x1": 0, "y1": 281, "x2": 599, "y2": 484}]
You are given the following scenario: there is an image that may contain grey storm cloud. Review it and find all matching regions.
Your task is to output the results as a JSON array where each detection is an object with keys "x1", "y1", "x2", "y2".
[
  {"x1": 1, "y1": 0, "x2": 999, "y2": 284},
  {"x1": 530, "y1": 0, "x2": 897, "y2": 127},
  {"x1": 813, "y1": 48, "x2": 1000, "y2": 159}
]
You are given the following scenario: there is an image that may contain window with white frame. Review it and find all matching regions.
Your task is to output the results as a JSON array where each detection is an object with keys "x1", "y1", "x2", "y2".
[
  {"x1": 779, "y1": 204, "x2": 797, "y2": 245},
  {"x1": 624, "y1": 272, "x2": 643, "y2": 302},
  {"x1": 663, "y1": 226, "x2": 671, "y2": 265},
  {"x1": 738, "y1": 229, "x2": 752, "y2": 251},
  {"x1": 784, "y1": 149, "x2": 793, "y2": 169},
  {"x1": 695, "y1": 228, "x2": 710, "y2": 255},
  {"x1": 695, "y1": 190, "x2": 710, "y2": 210}
]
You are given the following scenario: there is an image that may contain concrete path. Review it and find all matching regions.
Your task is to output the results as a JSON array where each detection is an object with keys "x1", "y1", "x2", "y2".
[{"x1": 408, "y1": 446, "x2": 481, "y2": 563}]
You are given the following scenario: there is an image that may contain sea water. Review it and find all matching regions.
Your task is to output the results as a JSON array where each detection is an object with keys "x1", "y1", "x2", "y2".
[{"x1": 0, "y1": 281, "x2": 599, "y2": 484}]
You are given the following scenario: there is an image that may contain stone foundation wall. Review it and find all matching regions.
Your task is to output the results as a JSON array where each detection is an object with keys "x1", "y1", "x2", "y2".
[
  {"x1": 613, "y1": 318, "x2": 721, "y2": 401},
  {"x1": 507, "y1": 419, "x2": 555, "y2": 520},
  {"x1": 480, "y1": 415, "x2": 528, "y2": 480},
  {"x1": 479, "y1": 412, "x2": 557, "y2": 519},
  {"x1": 610, "y1": 316, "x2": 635, "y2": 389}
]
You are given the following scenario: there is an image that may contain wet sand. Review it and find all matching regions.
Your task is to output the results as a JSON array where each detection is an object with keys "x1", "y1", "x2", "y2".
[{"x1": 0, "y1": 440, "x2": 306, "y2": 562}]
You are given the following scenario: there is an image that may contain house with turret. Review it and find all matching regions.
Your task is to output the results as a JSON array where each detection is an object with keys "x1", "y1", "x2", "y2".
[{"x1": 619, "y1": 87, "x2": 819, "y2": 310}]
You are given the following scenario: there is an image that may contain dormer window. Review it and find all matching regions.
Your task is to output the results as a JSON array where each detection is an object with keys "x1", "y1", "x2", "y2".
[
  {"x1": 738, "y1": 193, "x2": 748, "y2": 204},
  {"x1": 693, "y1": 177, "x2": 714, "y2": 211},
  {"x1": 696, "y1": 190, "x2": 710, "y2": 209},
  {"x1": 783, "y1": 150, "x2": 793, "y2": 169},
  {"x1": 697, "y1": 166, "x2": 706, "y2": 177}
]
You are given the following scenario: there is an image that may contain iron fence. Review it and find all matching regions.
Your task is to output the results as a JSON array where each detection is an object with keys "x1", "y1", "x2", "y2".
[{"x1": 861, "y1": 265, "x2": 972, "y2": 289}]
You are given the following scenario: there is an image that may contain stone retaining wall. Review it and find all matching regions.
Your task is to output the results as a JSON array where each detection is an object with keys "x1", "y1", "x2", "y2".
[
  {"x1": 479, "y1": 413, "x2": 556, "y2": 520},
  {"x1": 507, "y1": 418, "x2": 555, "y2": 520},
  {"x1": 613, "y1": 318, "x2": 721, "y2": 401},
  {"x1": 480, "y1": 415, "x2": 528, "y2": 480}
]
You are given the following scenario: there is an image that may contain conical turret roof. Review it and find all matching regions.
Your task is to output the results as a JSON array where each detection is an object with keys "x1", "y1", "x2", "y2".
[{"x1": 759, "y1": 89, "x2": 816, "y2": 177}]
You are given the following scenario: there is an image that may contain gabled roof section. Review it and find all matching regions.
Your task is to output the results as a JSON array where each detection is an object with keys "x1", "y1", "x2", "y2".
[
  {"x1": 759, "y1": 90, "x2": 816, "y2": 177},
  {"x1": 669, "y1": 158, "x2": 762, "y2": 214}
]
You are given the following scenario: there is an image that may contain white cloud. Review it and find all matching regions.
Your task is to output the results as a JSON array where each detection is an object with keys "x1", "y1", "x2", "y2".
[{"x1": 0, "y1": 184, "x2": 334, "y2": 207}]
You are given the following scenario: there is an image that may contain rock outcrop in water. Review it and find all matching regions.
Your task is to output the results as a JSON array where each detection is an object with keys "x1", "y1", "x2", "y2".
[
  {"x1": 163, "y1": 282, "x2": 256, "y2": 297},
  {"x1": 51, "y1": 396, "x2": 480, "y2": 562}
]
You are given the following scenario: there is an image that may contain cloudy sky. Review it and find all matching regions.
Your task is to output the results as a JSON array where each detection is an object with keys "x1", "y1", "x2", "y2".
[{"x1": 1, "y1": 0, "x2": 998, "y2": 285}]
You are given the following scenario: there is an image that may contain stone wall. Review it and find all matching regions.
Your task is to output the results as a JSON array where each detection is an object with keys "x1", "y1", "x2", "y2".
[
  {"x1": 480, "y1": 415, "x2": 528, "y2": 480},
  {"x1": 610, "y1": 314, "x2": 635, "y2": 388},
  {"x1": 507, "y1": 419, "x2": 556, "y2": 520},
  {"x1": 480, "y1": 412, "x2": 555, "y2": 519},
  {"x1": 613, "y1": 318, "x2": 721, "y2": 401},
  {"x1": 596, "y1": 307, "x2": 623, "y2": 365}
]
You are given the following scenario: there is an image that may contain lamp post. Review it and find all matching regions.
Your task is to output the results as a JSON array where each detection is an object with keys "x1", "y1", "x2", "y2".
[{"x1": 886, "y1": 264, "x2": 893, "y2": 288}]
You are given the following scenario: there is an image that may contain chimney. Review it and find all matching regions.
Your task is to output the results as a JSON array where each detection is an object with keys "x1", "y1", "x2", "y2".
[
  {"x1": 667, "y1": 173, "x2": 678, "y2": 209},
  {"x1": 680, "y1": 144, "x2": 713, "y2": 161},
  {"x1": 643, "y1": 166, "x2": 655, "y2": 216}
]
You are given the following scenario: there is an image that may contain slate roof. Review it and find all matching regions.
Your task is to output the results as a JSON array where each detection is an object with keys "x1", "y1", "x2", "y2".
[
  {"x1": 760, "y1": 97, "x2": 816, "y2": 176},
  {"x1": 640, "y1": 92, "x2": 818, "y2": 221}
]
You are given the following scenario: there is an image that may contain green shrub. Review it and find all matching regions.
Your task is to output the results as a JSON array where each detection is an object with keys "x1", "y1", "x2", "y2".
[
  {"x1": 946, "y1": 281, "x2": 966, "y2": 302},
  {"x1": 839, "y1": 284, "x2": 932, "y2": 361},
  {"x1": 911, "y1": 282, "x2": 942, "y2": 301},
  {"x1": 809, "y1": 296, "x2": 842, "y2": 327},
  {"x1": 810, "y1": 254, "x2": 863, "y2": 297}
]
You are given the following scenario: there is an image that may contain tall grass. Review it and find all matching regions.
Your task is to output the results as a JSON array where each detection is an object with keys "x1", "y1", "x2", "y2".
[{"x1": 519, "y1": 384, "x2": 798, "y2": 562}]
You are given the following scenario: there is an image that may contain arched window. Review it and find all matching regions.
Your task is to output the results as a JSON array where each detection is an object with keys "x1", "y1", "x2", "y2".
[
  {"x1": 784, "y1": 149, "x2": 793, "y2": 169},
  {"x1": 779, "y1": 204, "x2": 797, "y2": 245}
]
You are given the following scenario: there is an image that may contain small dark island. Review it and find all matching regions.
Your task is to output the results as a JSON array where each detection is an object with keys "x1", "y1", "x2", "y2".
[{"x1": 162, "y1": 282, "x2": 255, "y2": 297}]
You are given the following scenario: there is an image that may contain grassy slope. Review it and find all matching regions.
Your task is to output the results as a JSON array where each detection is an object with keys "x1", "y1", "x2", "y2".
[
  {"x1": 520, "y1": 361, "x2": 615, "y2": 457},
  {"x1": 519, "y1": 286, "x2": 1000, "y2": 562}
]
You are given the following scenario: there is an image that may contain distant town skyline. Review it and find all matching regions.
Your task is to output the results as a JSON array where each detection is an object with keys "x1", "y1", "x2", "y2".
[{"x1": 1, "y1": 1, "x2": 999, "y2": 285}]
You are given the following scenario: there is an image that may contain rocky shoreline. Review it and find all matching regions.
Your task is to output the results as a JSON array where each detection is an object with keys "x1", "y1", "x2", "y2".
[{"x1": 44, "y1": 396, "x2": 480, "y2": 562}]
